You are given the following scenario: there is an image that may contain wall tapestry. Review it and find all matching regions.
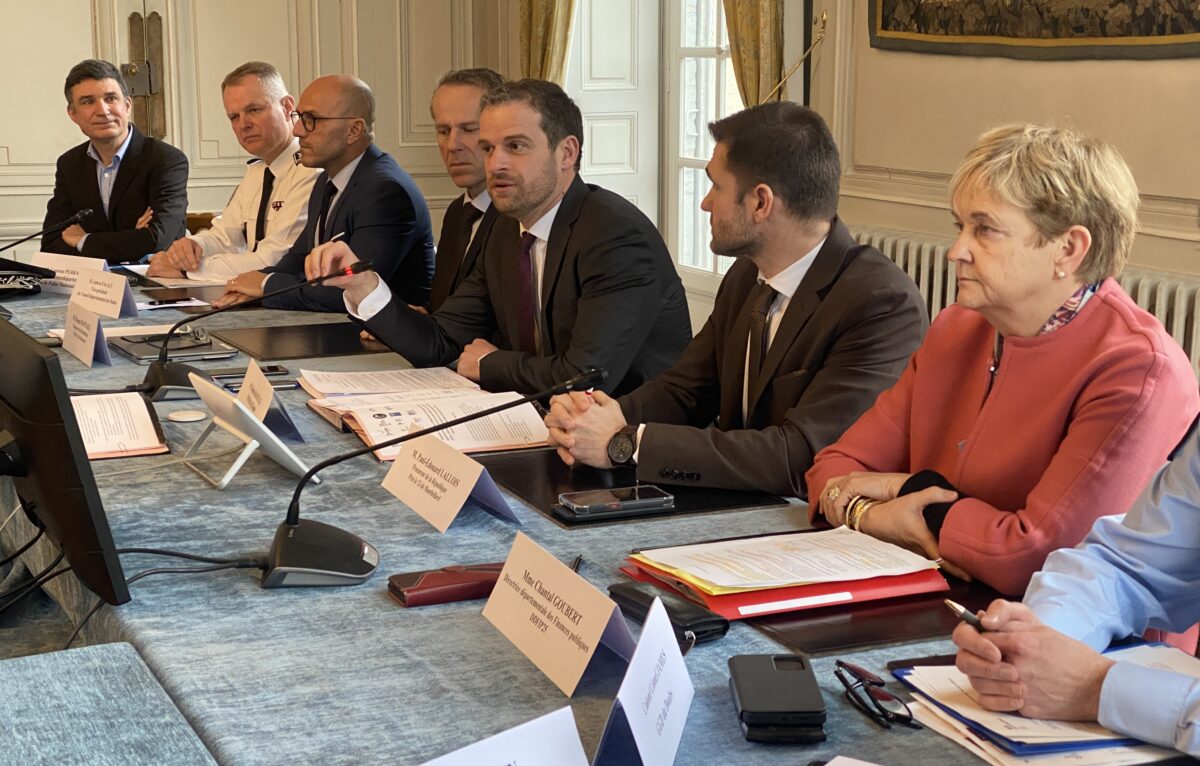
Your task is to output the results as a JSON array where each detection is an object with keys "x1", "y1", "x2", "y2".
[{"x1": 869, "y1": 0, "x2": 1200, "y2": 60}]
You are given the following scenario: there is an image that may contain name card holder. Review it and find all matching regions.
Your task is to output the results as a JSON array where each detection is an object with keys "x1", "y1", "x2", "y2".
[
  {"x1": 382, "y1": 434, "x2": 518, "y2": 532},
  {"x1": 420, "y1": 706, "x2": 589, "y2": 766}
]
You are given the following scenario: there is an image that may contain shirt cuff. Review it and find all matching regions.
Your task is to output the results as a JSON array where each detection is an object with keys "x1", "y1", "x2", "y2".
[
  {"x1": 632, "y1": 423, "x2": 646, "y2": 465},
  {"x1": 347, "y1": 278, "x2": 393, "y2": 320},
  {"x1": 76, "y1": 233, "x2": 89, "y2": 252},
  {"x1": 1099, "y1": 661, "x2": 1197, "y2": 751}
]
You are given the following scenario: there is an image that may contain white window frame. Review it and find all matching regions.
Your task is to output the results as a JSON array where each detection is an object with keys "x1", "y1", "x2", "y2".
[{"x1": 661, "y1": 0, "x2": 744, "y2": 300}]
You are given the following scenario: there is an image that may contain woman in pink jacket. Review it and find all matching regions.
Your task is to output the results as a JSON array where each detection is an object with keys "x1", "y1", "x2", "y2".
[{"x1": 807, "y1": 124, "x2": 1199, "y2": 596}]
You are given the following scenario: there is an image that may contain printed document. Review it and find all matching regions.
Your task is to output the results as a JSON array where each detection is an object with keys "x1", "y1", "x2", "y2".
[
  {"x1": 633, "y1": 527, "x2": 939, "y2": 594},
  {"x1": 70, "y1": 392, "x2": 168, "y2": 460},
  {"x1": 297, "y1": 367, "x2": 477, "y2": 397}
]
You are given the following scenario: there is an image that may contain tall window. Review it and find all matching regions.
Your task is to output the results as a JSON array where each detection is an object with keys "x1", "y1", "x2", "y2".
[{"x1": 665, "y1": 0, "x2": 745, "y2": 295}]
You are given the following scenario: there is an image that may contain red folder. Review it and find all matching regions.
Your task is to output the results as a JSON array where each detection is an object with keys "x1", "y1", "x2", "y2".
[{"x1": 620, "y1": 557, "x2": 949, "y2": 621}]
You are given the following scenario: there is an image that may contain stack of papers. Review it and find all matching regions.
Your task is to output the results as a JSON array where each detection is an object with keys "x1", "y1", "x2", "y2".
[
  {"x1": 621, "y1": 527, "x2": 948, "y2": 620},
  {"x1": 898, "y1": 643, "x2": 1198, "y2": 765},
  {"x1": 70, "y1": 391, "x2": 169, "y2": 460},
  {"x1": 298, "y1": 368, "x2": 549, "y2": 460}
]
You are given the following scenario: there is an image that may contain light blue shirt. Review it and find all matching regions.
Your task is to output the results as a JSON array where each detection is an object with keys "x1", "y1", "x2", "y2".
[
  {"x1": 1025, "y1": 423, "x2": 1200, "y2": 755},
  {"x1": 87, "y1": 126, "x2": 135, "y2": 217},
  {"x1": 77, "y1": 126, "x2": 135, "y2": 252}
]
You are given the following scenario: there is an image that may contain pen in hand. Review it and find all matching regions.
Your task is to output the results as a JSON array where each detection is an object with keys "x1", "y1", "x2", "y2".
[
  {"x1": 945, "y1": 599, "x2": 986, "y2": 632},
  {"x1": 570, "y1": 555, "x2": 583, "y2": 573}
]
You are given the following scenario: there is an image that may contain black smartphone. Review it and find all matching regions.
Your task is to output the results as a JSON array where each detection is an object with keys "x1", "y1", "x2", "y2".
[
  {"x1": 558, "y1": 485, "x2": 674, "y2": 515},
  {"x1": 739, "y1": 720, "x2": 826, "y2": 745},
  {"x1": 207, "y1": 364, "x2": 290, "y2": 381},
  {"x1": 729, "y1": 654, "x2": 826, "y2": 730}
]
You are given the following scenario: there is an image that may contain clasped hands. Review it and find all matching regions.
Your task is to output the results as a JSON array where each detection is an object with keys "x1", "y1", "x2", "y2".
[
  {"x1": 544, "y1": 390, "x2": 628, "y2": 469},
  {"x1": 953, "y1": 599, "x2": 1114, "y2": 723},
  {"x1": 818, "y1": 471, "x2": 969, "y2": 580}
]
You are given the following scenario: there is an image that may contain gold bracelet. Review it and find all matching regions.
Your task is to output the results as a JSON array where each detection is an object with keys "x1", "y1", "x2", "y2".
[
  {"x1": 854, "y1": 501, "x2": 883, "y2": 530},
  {"x1": 845, "y1": 496, "x2": 868, "y2": 530}
]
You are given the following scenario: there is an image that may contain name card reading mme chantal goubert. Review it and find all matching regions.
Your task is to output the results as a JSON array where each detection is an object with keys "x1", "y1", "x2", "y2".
[{"x1": 483, "y1": 532, "x2": 635, "y2": 697}]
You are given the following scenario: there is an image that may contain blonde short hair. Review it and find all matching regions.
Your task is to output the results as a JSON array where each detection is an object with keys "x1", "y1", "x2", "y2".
[{"x1": 950, "y1": 124, "x2": 1140, "y2": 283}]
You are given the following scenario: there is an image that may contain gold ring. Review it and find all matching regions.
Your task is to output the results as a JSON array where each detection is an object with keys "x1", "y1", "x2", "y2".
[{"x1": 826, "y1": 485, "x2": 841, "y2": 502}]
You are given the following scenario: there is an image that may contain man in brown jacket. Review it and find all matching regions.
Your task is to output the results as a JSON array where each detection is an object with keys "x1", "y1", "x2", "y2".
[{"x1": 544, "y1": 102, "x2": 927, "y2": 498}]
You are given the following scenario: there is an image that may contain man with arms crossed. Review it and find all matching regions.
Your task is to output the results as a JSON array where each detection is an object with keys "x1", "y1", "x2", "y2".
[
  {"x1": 147, "y1": 61, "x2": 319, "y2": 281},
  {"x1": 309, "y1": 79, "x2": 691, "y2": 395},
  {"x1": 214, "y1": 74, "x2": 434, "y2": 311},
  {"x1": 426, "y1": 67, "x2": 504, "y2": 311},
  {"x1": 954, "y1": 425, "x2": 1200, "y2": 756},
  {"x1": 42, "y1": 59, "x2": 188, "y2": 263},
  {"x1": 544, "y1": 102, "x2": 927, "y2": 497}
]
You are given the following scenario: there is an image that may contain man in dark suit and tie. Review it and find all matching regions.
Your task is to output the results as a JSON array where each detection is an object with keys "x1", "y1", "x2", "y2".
[
  {"x1": 427, "y1": 67, "x2": 504, "y2": 312},
  {"x1": 42, "y1": 59, "x2": 188, "y2": 263},
  {"x1": 544, "y1": 102, "x2": 928, "y2": 498},
  {"x1": 214, "y1": 74, "x2": 434, "y2": 311},
  {"x1": 308, "y1": 79, "x2": 692, "y2": 396}
]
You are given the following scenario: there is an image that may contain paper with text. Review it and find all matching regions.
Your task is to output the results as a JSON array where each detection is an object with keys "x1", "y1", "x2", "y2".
[
  {"x1": 911, "y1": 699, "x2": 1174, "y2": 766},
  {"x1": 483, "y1": 532, "x2": 634, "y2": 696},
  {"x1": 297, "y1": 367, "x2": 477, "y2": 397},
  {"x1": 420, "y1": 706, "x2": 588, "y2": 766},
  {"x1": 61, "y1": 301, "x2": 108, "y2": 367},
  {"x1": 342, "y1": 391, "x2": 548, "y2": 460},
  {"x1": 633, "y1": 527, "x2": 939, "y2": 595},
  {"x1": 31, "y1": 251, "x2": 107, "y2": 294},
  {"x1": 68, "y1": 268, "x2": 136, "y2": 319},
  {"x1": 49, "y1": 323, "x2": 178, "y2": 340},
  {"x1": 237, "y1": 359, "x2": 274, "y2": 421},
  {"x1": 306, "y1": 389, "x2": 484, "y2": 429},
  {"x1": 70, "y1": 392, "x2": 167, "y2": 460},
  {"x1": 382, "y1": 434, "x2": 517, "y2": 532}
]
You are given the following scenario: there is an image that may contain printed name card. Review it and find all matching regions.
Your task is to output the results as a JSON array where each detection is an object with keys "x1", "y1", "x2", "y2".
[
  {"x1": 31, "y1": 251, "x2": 108, "y2": 295},
  {"x1": 483, "y1": 532, "x2": 636, "y2": 697},
  {"x1": 420, "y1": 706, "x2": 588, "y2": 766},
  {"x1": 69, "y1": 268, "x2": 137, "y2": 319},
  {"x1": 61, "y1": 301, "x2": 111, "y2": 367},
  {"x1": 594, "y1": 599, "x2": 694, "y2": 766},
  {"x1": 381, "y1": 434, "x2": 517, "y2": 532},
  {"x1": 237, "y1": 359, "x2": 274, "y2": 420}
]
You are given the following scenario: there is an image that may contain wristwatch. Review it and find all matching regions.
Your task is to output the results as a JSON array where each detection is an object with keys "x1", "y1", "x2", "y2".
[{"x1": 606, "y1": 425, "x2": 639, "y2": 467}]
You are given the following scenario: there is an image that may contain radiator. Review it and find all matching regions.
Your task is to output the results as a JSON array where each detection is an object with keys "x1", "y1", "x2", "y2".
[{"x1": 853, "y1": 225, "x2": 1200, "y2": 374}]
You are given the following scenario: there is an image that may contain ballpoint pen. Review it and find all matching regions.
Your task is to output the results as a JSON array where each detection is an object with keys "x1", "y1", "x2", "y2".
[
  {"x1": 570, "y1": 555, "x2": 584, "y2": 572},
  {"x1": 944, "y1": 599, "x2": 986, "y2": 632}
]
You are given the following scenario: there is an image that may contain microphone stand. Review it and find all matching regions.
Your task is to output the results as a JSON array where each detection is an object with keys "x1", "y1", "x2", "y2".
[
  {"x1": 137, "y1": 261, "x2": 375, "y2": 400},
  {"x1": 259, "y1": 367, "x2": 609, "y2": 588},
  {"x1": 0, "y1": 209, "x2": 94, "y2": 278}
]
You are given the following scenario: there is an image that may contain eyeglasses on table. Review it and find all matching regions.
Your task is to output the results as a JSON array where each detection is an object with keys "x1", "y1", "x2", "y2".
[{"x1": 835, "y1": 659, "x2": 921, "y2": 730}]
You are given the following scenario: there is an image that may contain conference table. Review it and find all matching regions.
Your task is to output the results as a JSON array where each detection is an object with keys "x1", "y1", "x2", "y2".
[{"x1": 0, "y1": 288, "x2": 974, "y2": 765}]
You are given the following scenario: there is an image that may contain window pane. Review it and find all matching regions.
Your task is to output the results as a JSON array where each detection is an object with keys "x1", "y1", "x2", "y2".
[
  {"x1": 678, "y1": 166, "x2": 712, "y2": 272},
  {"x1": 722, "y1": 56, "x2": 746, "y2": 116},
  {"x1": 682, "y1": 0, "x2": 719, "y2": 47},
  {"x1": 717, "y1": 254, "x2": 735, "y2": 275},
  {"x1": 680, "y1": 56, "x2": 717, "y2": 160}
]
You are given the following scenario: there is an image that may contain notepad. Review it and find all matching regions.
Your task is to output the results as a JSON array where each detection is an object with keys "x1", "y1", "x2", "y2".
[{"x1": 70, "y1": 391, "x2": 169, "y2": 460}]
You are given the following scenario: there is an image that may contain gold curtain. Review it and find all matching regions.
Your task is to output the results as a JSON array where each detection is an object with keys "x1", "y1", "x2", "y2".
[
  {"x1": 520, "y1": 0, "x2": 577, "y2": 85},
  {"x1": 723, "y1": 0, "x2": 785, "y2": 105}
]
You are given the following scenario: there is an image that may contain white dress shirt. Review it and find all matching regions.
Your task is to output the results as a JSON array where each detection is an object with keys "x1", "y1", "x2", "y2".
[
  {"x1": 186, "y1": 138, "x2": 320, "y2": 280},
  {"x1": 77, "y1": 126, "x2": 135, "y2": 252}
]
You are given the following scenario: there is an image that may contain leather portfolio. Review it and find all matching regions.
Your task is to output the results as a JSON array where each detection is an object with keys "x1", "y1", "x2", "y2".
[{"x1": 387, "y1": 563, "x2": 503, "y2": 607}]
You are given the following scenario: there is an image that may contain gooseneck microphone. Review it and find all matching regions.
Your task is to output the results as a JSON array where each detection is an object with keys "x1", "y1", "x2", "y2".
[
  {"x1": 0, "y1": 209, "x2": 94, "y2": 277},
  {"x1": 259, "y1": 366, "x2": 609, "y2": 589},
  {"x1": 137, "y1": 260, "x2": 375, "y2": 400}
]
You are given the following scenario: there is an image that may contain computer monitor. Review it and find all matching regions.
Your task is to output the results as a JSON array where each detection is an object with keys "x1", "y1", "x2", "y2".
[{"x1": 0, "y1": 317, "x2": 129, "y2": 605}]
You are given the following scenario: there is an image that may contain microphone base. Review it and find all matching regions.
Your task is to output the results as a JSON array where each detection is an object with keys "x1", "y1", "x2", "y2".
[
  {"x1": 260, "y1": 519, "x2": 379, "y2": 589},
  {"x1": 142, "y1": 360, "x2": 206, "y2": 401}
]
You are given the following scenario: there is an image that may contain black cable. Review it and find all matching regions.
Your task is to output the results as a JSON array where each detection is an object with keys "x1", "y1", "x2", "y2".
[
  {"x1": 116, "y1": 547, "x2": 244, "y2": 565},
  {"x1": 0, "y1": 528, "x2": 42, "y2": 569},
  {"x1": 0, "y1": 549, "x2": 67, "y2": 613},
  {"x1": 62, "y1": 559, "x2": 267, "y2": 650}
]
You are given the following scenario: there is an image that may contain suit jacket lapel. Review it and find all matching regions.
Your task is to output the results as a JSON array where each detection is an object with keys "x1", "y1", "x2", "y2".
[
  {"x1": 746, "y1": 217, "x2": 859, "y2": 411},
  {"x1": 106, "y1": 125, "x2": 144, "y2": 226},
  {"x1": 430, "y1": 195, "x2": 467, "y2": 308},
  {"x1": 460, "y1": 204, "x2": 497, "y2": 281},
  {"x1": 327, "y1": 144, "x2": 379, "y2": 234},
  {"x1": 539, "y1": 175, "x2": 588, "y2": 316},
  {"x1": 76, "y1": 146, "x2": 106, "y2": 227},
  {"x1": 720, "y1": 273, "x2": 758, "y2": 429}
]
